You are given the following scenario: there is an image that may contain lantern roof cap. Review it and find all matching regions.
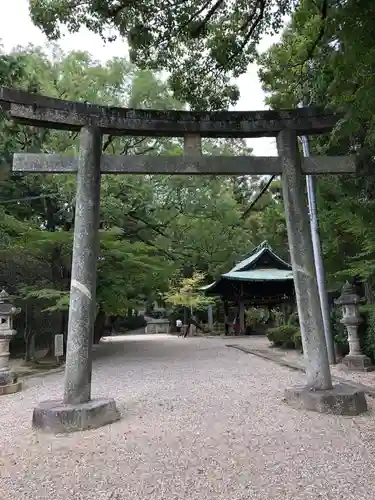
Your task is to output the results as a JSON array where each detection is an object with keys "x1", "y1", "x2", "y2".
[
  {"x1": 0, "y1": 289, "x2": 9, "y2": 303},
  {"x1": 0, "y1": 289, "x2": 20, "y2": 316}
]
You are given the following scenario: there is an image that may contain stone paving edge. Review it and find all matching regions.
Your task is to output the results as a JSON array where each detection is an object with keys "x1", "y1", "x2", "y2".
[
  {"x1": 12, "y1": 343, "x2": 104, "y2": 381},
  {"x1": 227, "y1": 344, "x2": 375, "y2": 398},
  {"x1": 17, "y1": 364, "x2": 66, "y2": 380}
]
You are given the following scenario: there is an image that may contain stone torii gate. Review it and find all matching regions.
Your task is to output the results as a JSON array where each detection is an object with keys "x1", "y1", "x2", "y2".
[{"x1": 0, "y1": 88, "x2": 367, "y2": 433}]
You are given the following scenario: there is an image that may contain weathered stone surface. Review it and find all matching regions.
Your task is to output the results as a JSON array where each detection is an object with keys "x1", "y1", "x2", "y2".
[
  {"x1": 0, "y1": 87, "x2": 340, "y2": 137},
  {"x1": 278, "y1": 129, "x2": 332, "y2": 390},
  {"x1": 284, "y1": 384, "x2": 368, "y2": 415},
  {"x1": 13, "y1": 153, "x2": 356, "y2": 175},
  {"x1": 184, "y1": 134, "x2": 202, "y2": 155},
  {"x1": 32, "y1": 398, "x2": 120, "y2": 433},
  {"x1": 0, "y1": 380, "x2": 22, "y2": 395},
  {"x1": 0, "y1": 371, "x2": 17, "y2": 385},
  {"x1": 342, "y1": 354, "x2": 374, "y2": 372},
  {"x1": 63, "y1": 126, "x2": 102, "y2": 405}
]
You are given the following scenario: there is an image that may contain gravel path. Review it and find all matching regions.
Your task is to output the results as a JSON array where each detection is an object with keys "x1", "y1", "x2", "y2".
[{"x1": 1, "y1": 334, "x2": 375, "y2": 500}]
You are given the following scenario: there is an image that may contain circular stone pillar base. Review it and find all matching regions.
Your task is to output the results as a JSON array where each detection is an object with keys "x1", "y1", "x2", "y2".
[
  {"x1": 0, "y1": 380, "x2": 22, "y2": 396},
  {"x1": 32, "y1": 398, "x2": 120, "y2": 433},
  {"x1": 284, "y1": 383, "x2": 367, "y2": 416}
]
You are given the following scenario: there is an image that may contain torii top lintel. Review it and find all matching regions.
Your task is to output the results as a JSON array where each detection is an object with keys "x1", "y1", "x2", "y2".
[{"x1": 0, "y1": 87, "x2": 340, "y2": 138}]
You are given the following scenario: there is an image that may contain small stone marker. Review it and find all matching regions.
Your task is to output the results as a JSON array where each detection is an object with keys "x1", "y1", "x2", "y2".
[{"x1": 54, "y1": 334, "x2": 64, "y2": 361}]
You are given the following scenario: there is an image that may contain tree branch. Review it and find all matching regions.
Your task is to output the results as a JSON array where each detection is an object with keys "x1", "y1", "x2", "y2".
[
  {"x1": 189, "y1": 0, "x2": 225, "y2": 37},
  {"x1": 103, "y1": 135, "x2": 115, "y2": 152},
  {"x1": 226, "y1": 0, "x2": 266, "y2": 66},
  {"x1": 241, "y1": 175, "x2": 275, "y2": 219},
  {"x1": 179, "y1": 0, "x2": 215, "y2": 34},
  {"x1": 288, "y1": 0, "x2": 328, "y2": 69}
]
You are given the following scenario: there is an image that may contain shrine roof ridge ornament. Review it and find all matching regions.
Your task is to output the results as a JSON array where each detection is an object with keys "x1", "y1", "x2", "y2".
[{"x1": 0, "y1": 87, "x2": 340, "y2": 138}]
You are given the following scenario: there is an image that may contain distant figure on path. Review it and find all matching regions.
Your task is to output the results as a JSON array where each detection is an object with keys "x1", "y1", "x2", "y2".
[
  {"x1": 176, "y1": 318, "x2": 183, "y2": 336},
  {"x1": 233, "y1": 314, "x2": 240, "y2": 335}
]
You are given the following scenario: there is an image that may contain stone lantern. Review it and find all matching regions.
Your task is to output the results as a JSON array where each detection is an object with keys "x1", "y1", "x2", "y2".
[
  {"x1": 335, "y1": 282, "x2": 373, "y2": 372},
  {"x1": 0, "y1": 289, "x2": 22, "y2": 394}
]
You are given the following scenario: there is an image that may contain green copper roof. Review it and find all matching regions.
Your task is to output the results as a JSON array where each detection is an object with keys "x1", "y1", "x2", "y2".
[
  {"x1": 229, "y1": 241, "x2": 291, "y2": 273},
  {"x1": 201, "y1": 269, "x2": 293, "y2": 292},
  {"x1": 201, "y1": 242, "x2": 293, "y2": 293},
  {"x1": 222, "y1": 269, "x2": 293, "y2": 281}
]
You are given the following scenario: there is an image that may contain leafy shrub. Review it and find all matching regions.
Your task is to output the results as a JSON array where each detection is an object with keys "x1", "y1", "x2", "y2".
[
  {"x1": 331, "y1": 307, "x2": 349, "y2": 356},
  {"x1": 359, "y1": 305, "x2": 375, "y2": 362},
  {"x1": 118, "y1": 315, "x2": 147, "y2": 331},
  {"x1": 266, "y1": 325, "x2": 300, "y2": 349},
  {"x1": 287, "y1": 311, "x2": 299, "y2": 327},
  {"x1": 209, "y1": 323, "x2": 223, "y2": 335},
  {"x1": 270, "y1": 308, "x2": 285, "y2": 327},
  {"x1": 245, "y1": 307, "x2": 265, "y2": 328},
  {"x1": 10, "y1": 330, "x2": 27, "y2": 357}
]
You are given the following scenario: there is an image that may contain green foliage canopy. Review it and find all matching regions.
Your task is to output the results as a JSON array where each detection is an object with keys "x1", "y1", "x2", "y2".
[
  {"x1": 29, "y1": 0, "x2": 294, "y2": 109},
  {"x1": 0, "y1": 43, "x2": 287, "y2": 323}
]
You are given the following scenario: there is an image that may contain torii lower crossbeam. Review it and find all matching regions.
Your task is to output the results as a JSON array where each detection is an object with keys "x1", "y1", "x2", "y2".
[{"x1": 13, "y1": 153, "x2": 356, "y2": 175}]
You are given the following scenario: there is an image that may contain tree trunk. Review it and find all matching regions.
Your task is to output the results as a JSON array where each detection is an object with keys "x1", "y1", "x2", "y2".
[
  {"x1": 60, "y1": 311, "x2": 68, "y2": 357},
  {"x1": 93, "y1": 306, "x2": 106, "y2": 344},
  {"x1": 110, "y1": 315, "x2": 118, "y2": 336},
  {"x1": 24, "y1": 332, "x2": 36, "y2": 363},
  {"x1": 23, "y1": 303, "x2": 36, "y2": 362},
  {"x1": 224, "y1": 300, "x2": 229, "y2": 335},
  {"x1": 364, "y1": 278, "x2": 374, "y2": 304},
  {"x1": 185, "y1": 317, "x2": 207, "y2": 335}
]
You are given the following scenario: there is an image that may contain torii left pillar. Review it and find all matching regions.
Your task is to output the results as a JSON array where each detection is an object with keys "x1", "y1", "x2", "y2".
[{"x1": 32, "y1": 126, "x2": 120, "y2": 433}]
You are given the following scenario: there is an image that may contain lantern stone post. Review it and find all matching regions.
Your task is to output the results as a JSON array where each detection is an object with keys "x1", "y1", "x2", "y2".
[
  {"x1": 0, "y1": 289, "x2": 22, "y2": 395},
  {"x1": 335, "y1": 282, "x2": 373, "y2": 371}
]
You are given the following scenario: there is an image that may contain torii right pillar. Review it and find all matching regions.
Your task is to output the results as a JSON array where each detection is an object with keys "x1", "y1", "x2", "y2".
[{"x1": 278, "y1": 129, "x2": 367, "y2": 415}]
